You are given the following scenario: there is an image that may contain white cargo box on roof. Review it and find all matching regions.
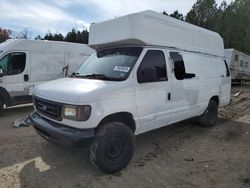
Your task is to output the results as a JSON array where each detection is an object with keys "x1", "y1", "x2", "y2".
[{"x1": 89, "y1": 10, "x2": 224, "y2": 57}]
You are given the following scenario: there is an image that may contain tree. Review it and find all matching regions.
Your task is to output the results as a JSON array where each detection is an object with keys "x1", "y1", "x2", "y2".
[
  {"x1": 215, "y1": 0, "x2": 250, "y2": 53},
  {"x1": 42, "y1": 32, "x2": 64, "y2": 41},
  {"x1": 215, "y1": 1, "x2": 232, "y2": 48},
  {"x1": 64, "y1": 28, "x2": 77, "y2": 43},
  {"x1": 170, "y1": 10, "x2": 184, "y2": 21},
  {"x1": 229, "y1": 0, "x2": 250, "y2": 53},
  {"x1": 162, "y1": 10, "x2": 184, "y2": 21},
  {"x1": 81, "y1": 29, "x2": 89, "y2": 44},
  {"x1": 39, "y1": 28, "x2": 89, "y2": 44},
  {"x1": 162, "y1": 11, "x2": 168, "y2": 16},
  {"x1": 19, "y1": 28, "x2": 32, "y2": 39},
  {"x1": 76, "y1": 30, "x2": 83, "y2": 43},
  {"x1": 35, "y1": 35, "x2": 42, "y2": 40},
  {"x1": 64, "y1": 28, "x2": 89, "y2": 44},
  {"x1": 0, "y1": 28, "x2": 11, "y2": 43},
  {"x1": 186, "y1": 0, "x2": 218, "y2": 29},
  {"x1": 43, "y1": 32, "x2": 54, "y2": 40},
  {"x1": 11, "y1": 28, "x2": 32, "y2": 39},
  {"x1": 53, "y1": 33, "x2": 64, "y2": 41},
  {"x1": 185, "y1": 0, "x2": 250, "y2": 54}
]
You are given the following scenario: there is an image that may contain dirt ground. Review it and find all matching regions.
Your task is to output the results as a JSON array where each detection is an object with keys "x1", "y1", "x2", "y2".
[{"x1": 0, "y1": 85, "x2": 250, "y2": 188}]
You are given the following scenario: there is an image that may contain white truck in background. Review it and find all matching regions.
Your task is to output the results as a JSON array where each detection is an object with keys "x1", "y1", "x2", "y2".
[
  {"x1": 30, "y1": 10, "x2": 231, "y2": 173},
  {"x1": 0, "y1": 39, "x2": 94, "y2": 112},
  {"x1": 225, "y1": 49, "x2": 250, "y2": 84}
]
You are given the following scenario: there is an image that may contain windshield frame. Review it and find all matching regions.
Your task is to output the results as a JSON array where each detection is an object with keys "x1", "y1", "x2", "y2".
[{"x1": 72, "y1": 46, "x2": 143, "y2": 82}]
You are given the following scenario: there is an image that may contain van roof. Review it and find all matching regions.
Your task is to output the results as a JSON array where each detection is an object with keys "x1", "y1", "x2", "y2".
[
  {"x1": 0, "y1": 39, "x2": 93, "y2": 53},
  {"x1": 89, "y1": 10, "x2": 224, "y2": 57}
]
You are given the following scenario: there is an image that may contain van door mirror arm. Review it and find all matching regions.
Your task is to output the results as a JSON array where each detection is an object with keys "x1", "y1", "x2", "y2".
[{"x1": 62, "y1": 65, "x2": 69, "y2": 77}]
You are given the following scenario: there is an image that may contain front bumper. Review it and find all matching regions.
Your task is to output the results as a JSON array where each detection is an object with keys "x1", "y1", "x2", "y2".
[{"x1": 29, "y1": 112, "x2": 95, "y2": 148}]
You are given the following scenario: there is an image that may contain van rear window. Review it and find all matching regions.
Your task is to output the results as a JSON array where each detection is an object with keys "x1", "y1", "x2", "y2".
[
  {"x1": 169, "y1": 52, "x2": 195, "y2": 80},
  {"x1": 224, "y1": 61, "x2": 230, "y2": 77}
]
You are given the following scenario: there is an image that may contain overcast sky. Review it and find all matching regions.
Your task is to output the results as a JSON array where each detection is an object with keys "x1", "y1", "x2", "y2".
[{"x1": 0, "y1": 0, "x2": 233, "y2": 37}]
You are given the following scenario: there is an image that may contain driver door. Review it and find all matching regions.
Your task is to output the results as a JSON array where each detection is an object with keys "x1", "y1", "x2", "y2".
[
  {"x1": 134, "y1": 49, "x2": 172, "y2": 134},
  {"x1": 0, "y1": 52, "x2": 30, "y2": 104}
]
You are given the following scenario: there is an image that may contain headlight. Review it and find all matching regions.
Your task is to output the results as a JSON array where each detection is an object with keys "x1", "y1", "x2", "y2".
[{"x1": 62, "y1": 105, "x2": 91, "y2": 121}]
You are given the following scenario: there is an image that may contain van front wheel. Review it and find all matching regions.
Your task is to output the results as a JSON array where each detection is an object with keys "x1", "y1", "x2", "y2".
[
  {"x1": 199, "y1": 100, "x2": 218, "y2": 127},
  {"x1": 90, "y1": 122, "x2": 135, "y2": 174}
]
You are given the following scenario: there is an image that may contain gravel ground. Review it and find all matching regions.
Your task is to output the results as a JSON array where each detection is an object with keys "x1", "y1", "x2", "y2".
[{"x1": 0, "y1": 84, "x2": 250, "y2": 188}]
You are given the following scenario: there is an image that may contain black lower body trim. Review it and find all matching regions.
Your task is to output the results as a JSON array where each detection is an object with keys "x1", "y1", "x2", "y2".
[{"x1": 29, "y1": 112, "x2": 95, "y2": 148}]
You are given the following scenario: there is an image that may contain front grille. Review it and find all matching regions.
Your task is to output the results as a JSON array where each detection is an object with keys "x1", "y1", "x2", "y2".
[{"x1": 34, "y1": 97, "x2": 62, "y2": 121}]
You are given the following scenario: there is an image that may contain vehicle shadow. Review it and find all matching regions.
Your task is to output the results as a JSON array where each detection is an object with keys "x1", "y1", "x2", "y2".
[
  {"x1": 0, "y1": 105, "x2": 33, "y2": 118},
  {"x1": 18, "y1": 117, "x2": 250, "y2": 188},
  {"x1": 19, "y1": 143, "x2": 98, "y2": 188}
]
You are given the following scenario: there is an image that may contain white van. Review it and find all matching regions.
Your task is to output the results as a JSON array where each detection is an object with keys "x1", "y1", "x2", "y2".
[
  {"x1": 225, "y1": 49, "x2": 250, "y2": 84},
  {"x1": 30, "y1": 10, "x2": 231, "y2": 173},
  {"x1": 0, "y1": 39, "x2": 94, "y2": 112}
]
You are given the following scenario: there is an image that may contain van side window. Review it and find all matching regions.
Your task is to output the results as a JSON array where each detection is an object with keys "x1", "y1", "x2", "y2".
[
  {"x1": 169, "y1": 52, "x2": 195, "y2": 80},
  {"x1": 240, "y1": 61, "x2": 244, "y2": 67},
  {"x1": 235, "y1": 54, "x2": 238, "y2": 61},
  {"x1": 245, "y1": 62, "x2": 248, "y2": 68},
  {"x1": 137, "y1": 50, "x2": 167, "y2": 83},
  {"x1": 224, "y1": 61, "x2": 230, "y2": 77},
  {"x1": 0, "y1": 52, "x2": 26, "y2": 76}
]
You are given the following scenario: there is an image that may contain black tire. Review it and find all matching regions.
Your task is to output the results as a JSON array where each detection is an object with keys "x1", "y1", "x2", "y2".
[
  {"x1": 199, "y1": 100, "x2": 218, "y2": 127},
  {"x1": 90, "y1": 122, "x2": 135, "y2": 174}
]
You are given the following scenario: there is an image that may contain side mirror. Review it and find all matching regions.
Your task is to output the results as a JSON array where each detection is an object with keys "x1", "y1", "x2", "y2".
[
  {"x1": 0, "y1": 68, "x2": 3, "y2": 77},
  {"x1": 137, "y1": 67, "x2": 156, "y2": 83}
]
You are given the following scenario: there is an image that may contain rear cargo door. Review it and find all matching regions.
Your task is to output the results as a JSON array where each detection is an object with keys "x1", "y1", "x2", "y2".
[{"x1": 221, "y1": 61, "x2": 231, "y2": 105}]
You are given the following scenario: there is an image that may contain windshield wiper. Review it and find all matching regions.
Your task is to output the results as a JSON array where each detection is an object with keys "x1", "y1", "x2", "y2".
[
  {"x1": 77, "y1": 74, "x2": 123, "y2": 81},
  {"x1": 70, "y1": 72, "x2": 80, "y2": 78}
]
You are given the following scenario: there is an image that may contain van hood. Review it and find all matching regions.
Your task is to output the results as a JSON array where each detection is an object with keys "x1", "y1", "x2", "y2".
[{"x1": 34, "y1": 78, "x2": 128, "y2": 104}]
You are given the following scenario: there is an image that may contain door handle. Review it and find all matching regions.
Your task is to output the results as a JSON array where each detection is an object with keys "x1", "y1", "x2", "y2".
[
  {"x1": 167, "y1": 92, "x2": 171, "y2": 101},
  {"x1": 24, "y1": 74, "x2": 29, "y2": 81}
]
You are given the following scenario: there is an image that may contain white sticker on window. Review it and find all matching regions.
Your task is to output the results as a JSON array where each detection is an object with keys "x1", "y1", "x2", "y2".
[{"x1": 113, "y1": 66, "x2": 130, "y2": 73}]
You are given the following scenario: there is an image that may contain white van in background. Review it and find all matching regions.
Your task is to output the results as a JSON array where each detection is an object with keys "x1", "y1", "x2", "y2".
[
  {"x1": 30, "y1": 10, "x2": 231, "y2": 173},
  {"x1": 225, "y1": 49, "x2": 250, "y2": 84},
  {"x1": 0, "y1": 39, "x2": 94, "y2": 112}
]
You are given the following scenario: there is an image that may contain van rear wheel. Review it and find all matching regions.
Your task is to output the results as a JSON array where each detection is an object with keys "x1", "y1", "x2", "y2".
[
  {"x1": 199, "y1": 100, "x2": 218, "y2": 127},
  {"x1": 90, "y1": 122, "x2": 135, "y2": 174}
]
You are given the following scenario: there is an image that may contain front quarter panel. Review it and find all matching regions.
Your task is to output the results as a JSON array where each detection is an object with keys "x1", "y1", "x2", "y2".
[{"x1": 60, "y1": 78, "x2": 137, "y2": 130}]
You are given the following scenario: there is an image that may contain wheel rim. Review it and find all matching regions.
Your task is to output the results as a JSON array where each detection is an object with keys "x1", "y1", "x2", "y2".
[{"x1": 106, "y1": 137, "x2": 125, "y2": 159}]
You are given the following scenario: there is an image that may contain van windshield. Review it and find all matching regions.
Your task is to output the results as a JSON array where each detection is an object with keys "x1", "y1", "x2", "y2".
[{"x1": 73, "y1": 47, "x2": 143, "y2": 81}]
